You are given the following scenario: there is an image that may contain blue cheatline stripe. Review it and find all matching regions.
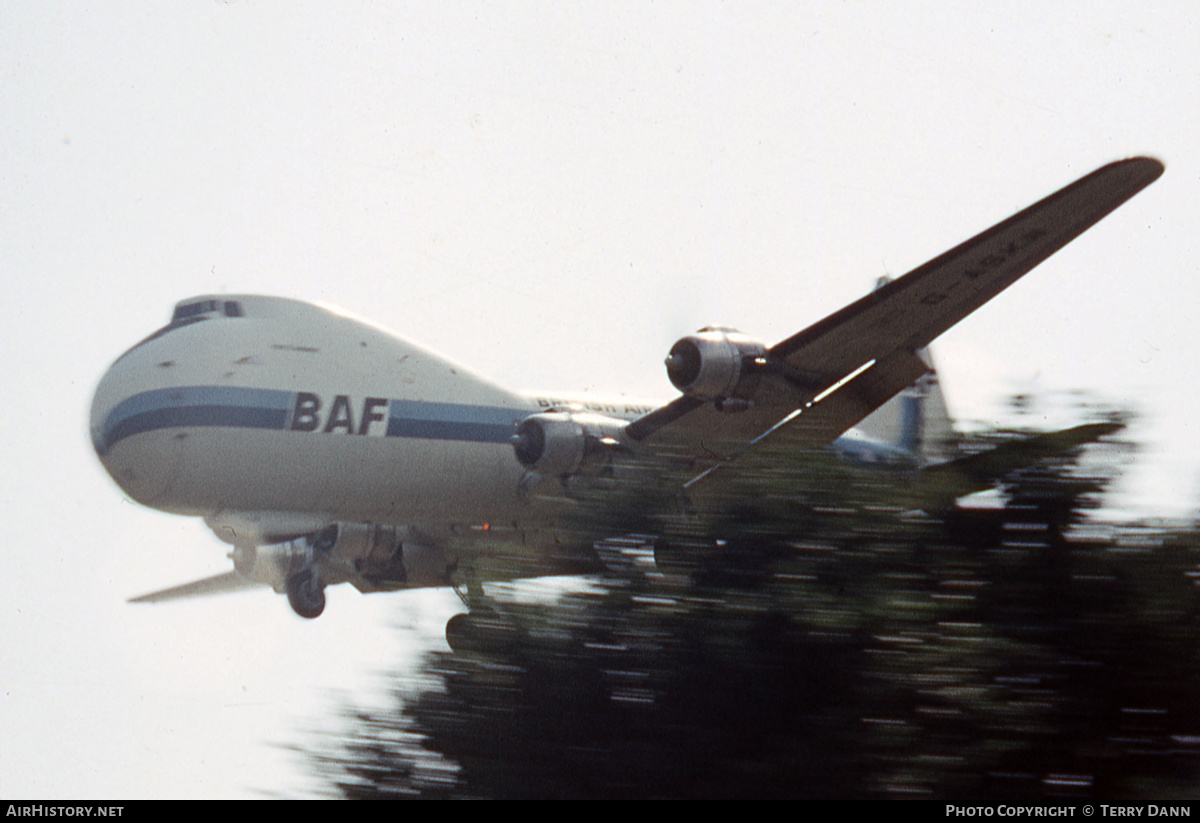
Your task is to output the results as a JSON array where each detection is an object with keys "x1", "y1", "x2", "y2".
[
  {"x1": 95, "y1": 386, "x2": 526, "y2": 455},
  {"x1": 387, "y1": 400, "x2": 519, "y2": 443},
  {"x1": 95, "y1": 386, "x2": 294, "y2": 456}
]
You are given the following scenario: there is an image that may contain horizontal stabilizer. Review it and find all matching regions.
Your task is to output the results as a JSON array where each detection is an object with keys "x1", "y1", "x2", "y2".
[
  {"x1": 128, "y1": 571, "x2": 262, "y2": 604},
  {"x1": 915, "y1": 421, "x2": 1124, "y2": 510}
]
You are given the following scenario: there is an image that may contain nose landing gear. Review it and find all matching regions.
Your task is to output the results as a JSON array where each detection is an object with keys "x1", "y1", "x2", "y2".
[{"x1": 286, "y1": 565, "x2": 326, "y2": 619}]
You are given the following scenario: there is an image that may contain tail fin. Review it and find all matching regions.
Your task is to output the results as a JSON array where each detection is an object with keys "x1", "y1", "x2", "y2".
[
  {"x1": 897, "y1": 391, "x2": 923, "y2": 455},
  {"x1": 854, "y1": 349, "x2": 956, "y2": 465}
]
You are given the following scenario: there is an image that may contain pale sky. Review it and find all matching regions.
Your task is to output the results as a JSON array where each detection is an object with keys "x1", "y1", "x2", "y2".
[{"x1": 2, "y1": 1, "x2": 1197, "y2": 798}]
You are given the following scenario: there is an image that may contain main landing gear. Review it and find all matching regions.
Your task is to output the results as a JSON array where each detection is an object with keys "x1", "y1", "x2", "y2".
[{"x1": 444, "y1": 575, "x2": 519, "y2": 653}]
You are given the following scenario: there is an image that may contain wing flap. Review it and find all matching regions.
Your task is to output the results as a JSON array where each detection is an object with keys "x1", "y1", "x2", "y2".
[{"x1": 683, "y1": 347, "x2": 932, "y2": 491}]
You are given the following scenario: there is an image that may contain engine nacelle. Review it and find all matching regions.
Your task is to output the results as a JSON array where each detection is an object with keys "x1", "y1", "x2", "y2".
[
  {"x1": 510, "y1": 409, "x2": 628, "y2": 477},
  {"x1": 665, "y1": 327, "x2": 767, "y2": 403}
]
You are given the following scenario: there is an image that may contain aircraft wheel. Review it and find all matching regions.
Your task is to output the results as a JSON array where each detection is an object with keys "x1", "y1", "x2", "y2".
[
  {"x1": 286, "y1": 569, "x2": 326, "y2": 619},
  {"x1": 445, "y1": 611, "x2": 519, "y2": 653},
  {"x1": 445, "y1": 612, "x2": 477, "y2": 653}
]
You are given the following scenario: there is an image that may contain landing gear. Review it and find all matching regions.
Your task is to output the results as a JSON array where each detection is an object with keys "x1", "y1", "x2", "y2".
[
  {"x1": 445, "y1": 611, "x2": 478, "y2": 653},
  {"x1": 444, "y1": 573, "x2": 519, "y2": 652},
  {"x1": 444, "y1": 610, "x2": 519, "y2": 653},
  {"x1": 286, "y1": 567, "x2": 326, "y2": 619}
]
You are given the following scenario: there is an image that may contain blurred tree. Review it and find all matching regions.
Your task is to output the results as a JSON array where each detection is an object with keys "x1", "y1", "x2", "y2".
[{"x1": 304, "y1": 409, "x2": 1200, "y2": 799}]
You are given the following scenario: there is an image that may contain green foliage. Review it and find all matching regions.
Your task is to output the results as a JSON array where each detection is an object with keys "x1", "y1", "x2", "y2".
[{"x1": 305, "y1": 416, "x2": 1200, "y2": 799}]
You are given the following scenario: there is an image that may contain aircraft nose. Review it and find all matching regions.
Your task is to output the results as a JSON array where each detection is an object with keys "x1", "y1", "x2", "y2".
[
  {"x1": 90, "y1": 346, "x2": 184, "y2": 508},
  {"x1": 91, "y1": 343, "x2": 154, "y2": 458},
  {"x1": 90, "y1": 362, "x2": 122, "y2": 458}
]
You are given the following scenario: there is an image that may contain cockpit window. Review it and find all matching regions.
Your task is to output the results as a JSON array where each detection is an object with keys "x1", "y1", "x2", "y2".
[
  {"x1": 114, "y1": 299, "x2": 244, "y2": 363},
  {"x1": 172, "y1": 300, "x2": 219, "y2": 322},
  {"x1": 170, "y1": 299, "x2": 243, "y2": 322}
]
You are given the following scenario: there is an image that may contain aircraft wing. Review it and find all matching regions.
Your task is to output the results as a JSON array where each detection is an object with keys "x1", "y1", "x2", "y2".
[
  {"x1": 625, "y1": 157, "x2": 1163, "y2": 474},
  {"x1": 128, "y1": 571, "x2": 262, "y2": 604}
]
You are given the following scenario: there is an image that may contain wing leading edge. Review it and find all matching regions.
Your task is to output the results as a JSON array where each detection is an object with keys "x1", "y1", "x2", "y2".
[{"x1": 626, "y1": 157, "x2": 1163, "y2": 474}]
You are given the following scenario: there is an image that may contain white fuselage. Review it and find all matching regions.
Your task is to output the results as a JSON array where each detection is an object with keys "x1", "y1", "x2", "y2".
[{"x1": 91, "y1": 296, "x2": 618, "y2": 542}]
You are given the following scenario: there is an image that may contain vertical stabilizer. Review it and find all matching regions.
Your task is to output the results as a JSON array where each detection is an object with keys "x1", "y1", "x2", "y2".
[{"x1": 855, "y1": 349, "x2": 956, "y2": 466}]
